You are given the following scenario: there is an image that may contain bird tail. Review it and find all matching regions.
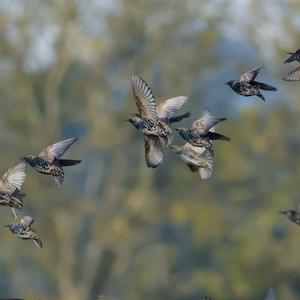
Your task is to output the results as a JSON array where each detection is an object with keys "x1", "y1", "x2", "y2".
[
  {"x1": 199, "y1": 148, "x2": 213, "y2": 180},
  {"x1": 207, "y1": 131, "x2": 230, "y2": 141},
  {"x1": 252, "y1": 81, "x2": 277, "y2": 91},
  {"x1": 58, "y1": 159, "x2": 81, "y2": 166},
  {"x1": 33, "y1": 238, "x2": 43, "y2": 249},
  {"x1": 169, "y1": 111, "x2": 192, "y2": 123}
]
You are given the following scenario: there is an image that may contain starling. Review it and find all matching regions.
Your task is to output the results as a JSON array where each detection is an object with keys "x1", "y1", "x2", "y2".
[
  {"x1": 128, "y1": 75, "x2": 189, "y2": 168},
  {"x1": 265, "y1": 287, "x2": 276, "y2": 300},
  {"x1": 283, "y1": 49, "x2": 300, "y2": 81},
  {"x1": 0, "y1": 161, "x2": 27, "y2": 219},
  {"x1": 176, "y1": 109, "x2": 230, "y2": 149},
  {"x1": 5, "y1": 215, "x2": 43, "y2": 249},
  {"x1": 226, "y1": 66, "x2": 277, "y2": 101},
  {"x1": 23, "y1": 138, "x2": 81, "y2": 187},
  {"x1": 279, "y1": 203, "x2": 300, "y2": 226},
  {"x1": 170, "y1": 143, "x2": 213, "y2": 179}
]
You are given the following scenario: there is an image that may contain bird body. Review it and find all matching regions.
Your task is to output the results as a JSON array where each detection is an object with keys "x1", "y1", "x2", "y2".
[
  {"x1": 170, "y1": 143, "x2": 213, "y2": 179},
  {"x1": 128, "y1": 75, "x2": 189, "y2": 168},
  {"x1": 176, "y1": 109, "x2": 229, "y2": 148},
  {"x1": 5, "y1": 216, "x2": 42, "y2": 249},
  {"x1": 0, "y1": 161, "x2": 27, "y2": 218},
  {"x1": 23, "y1": 138, "x2": 81, "y2": 187},
  {"x1": 283, "y1": 49, "x2": 300, "y2": 81},
  {"x1": 227, "y1": 66, "x2": 276, "y2": 101}
]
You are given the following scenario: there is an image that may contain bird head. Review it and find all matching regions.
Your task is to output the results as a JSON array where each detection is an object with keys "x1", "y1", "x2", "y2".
[
  {"x1": 175, "y1": 127, "x2": 189, "y2": 138},
  {"x1": 21, "y1": 216, "x2": 34, "y2": 227},
  {"x1": 126, "y1": 114, "x2": 141, "y2": 128},
  {"x1": 226, "y1": 80, "x2": 234, "y2": 87},
  {"x1": 22, "y1": 155, "x2": 35, "y2": 165},
  {"x1": 278, "y1": 210, "x2": 293, "y2": 218},
  {"x1": 169, "y1": 145, "x2": 181, "y2": 153}
]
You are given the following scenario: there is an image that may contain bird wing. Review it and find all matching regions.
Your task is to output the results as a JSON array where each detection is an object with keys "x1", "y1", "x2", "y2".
[
  {"x1": 192, "y1": 109, "x2": 226, "y2": 134},
  {"x1": 240, "y1": 66, "x2": 261, "y2": 82},
  {"x1": 131, "y1": 75, "x2": 159, "y2": 123},
  {"x1": 144, "y1": 136, "x2": 164, "y2": 168},
  {"x1": 0, "y1": 161, "x2": 27, "y2": 193},
  {"x1": 157, "y1": 96, "x2": 188, "y2": 120},
  {"x1": 284, "y1": 49, "x2": 300, "y2": 64},
  {"x1": 282, "y1": 66, "x2": 300, "y2": 81},
  {"x1": 39, "y1": 138, "x2": 78, "y2": 160}
]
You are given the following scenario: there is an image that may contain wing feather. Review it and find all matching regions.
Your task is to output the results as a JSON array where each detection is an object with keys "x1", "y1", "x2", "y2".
[
  {"x1": 39, "y1": 138, "x2": 78, "y2": 160},
  {"x1": 144, "y1": 136, "x2": 164, "y2": 168},
  {"x1": 131, "y1": 75, "x2": 158, "y2": 122},
  {"x1": 157, "y1": 96, "x2": 188, "y2": 120},
  {"x1": 0, "y1": 161, "x2": 27, "y2": 193},
  {"x1": 240, "y1": 66, "x2": 261, "y2": 82}
]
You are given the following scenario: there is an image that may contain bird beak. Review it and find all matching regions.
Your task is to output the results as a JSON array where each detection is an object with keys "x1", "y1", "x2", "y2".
[
  {"x1": 278, "y1": 211, "x2": 286, "y2": 215},
  {"x1": 4, "y1": 225, "x2": 9, "y2": 227}
]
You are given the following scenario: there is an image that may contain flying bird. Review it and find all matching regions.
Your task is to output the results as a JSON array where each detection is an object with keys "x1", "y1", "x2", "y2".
[
  {"x1": 128, "y1": 74, "x2": 189, "y2": 168},
  {"x1": 176, "y1": 109, "x2": 230, "y2": 149},
  {"x1": 279, "y1": 203, "x2": 300, "y2": 226},
  {"x1": 23, "y1": 138, "x2": 81, "y2": 187},
  {"x1": 5, "y1": 215, "x2": 43, "y2": 249},
  {"x1": 0, "y1": 161, "x2": 27, "y2": 219},
  {"x1": 226, "y1": 66, "x2": 277, "y2": 101},
  {"x1": 170, "y1": 143, "x2": 213, "y2": 179},
  {"x1": 283, "y1": 48, "x2": 300, "y2": 81}
]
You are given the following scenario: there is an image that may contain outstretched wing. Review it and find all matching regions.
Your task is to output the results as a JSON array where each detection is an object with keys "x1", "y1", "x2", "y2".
[
  {"x1": 0, "y1": 161, "x2": 27, "y2": 193},
  {"x1": 192, "y1": 109, "x2": 226, "y2": 134},
  {"x1": 157, "y1": 96, "x2": 188, "y2": 121},
  {"x1": 131, "y1": 75, "x2": 159, "y2": 123},
  {"x1": 240, "y1": 66, "x2": 261, "y2": 82},
  {"x1": 144, "y1": 136, "x2": 164, "y2": 168},
  {"x1": 282, "y1": 66, "x2": 300, "y2": 81},
  {"x1": 284, "y1": 49, "x2": 300, "y2": 64},
  {"x1": 39, "y1": 138, "x2": 78, "y2": 160}
]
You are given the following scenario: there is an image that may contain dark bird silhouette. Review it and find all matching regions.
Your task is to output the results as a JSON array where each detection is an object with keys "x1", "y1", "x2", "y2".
[
  {"x1": 226, "y1": 66, "x2": 277, "y2": 101},
  {"x1": 279, "y1": 204, "x2": 300, "y2": 226},
  {"x1": 283, "y1": 49, "x2": 300, "y2": 81},
  {"x1": 170, "y1": 143, "x2": 213, "y2": 179},
  {"x1": 5, "y1": 216, "x2": 43, "y2": 249},
  {"x1": 23, "y1": 138, "x2": 81, "y2": 187},
  {"x1": 265, "y1": 287, "x2": 276, "y2": 300},
  {"x1": 176, "y1": 109, "x2": 230, "y2": 149},
  {"x1": 128, "y1": 75, "x2": 189, "y2": 168},
  {"x1": 0, "y1": 161, "x2": 27, "y2": 219}
]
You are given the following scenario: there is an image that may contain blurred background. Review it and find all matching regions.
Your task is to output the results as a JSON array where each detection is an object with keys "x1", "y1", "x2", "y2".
[{"x1": 0, "y1": 0, "x2": 300, "y2": 299}]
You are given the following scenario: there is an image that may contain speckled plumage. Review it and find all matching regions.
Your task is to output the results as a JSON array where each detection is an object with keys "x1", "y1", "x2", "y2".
[
  {"x1": 5, "y1": 216, "x2": 43, "y2": 249},
  {"x1": 128, "y1": 75, "x2": 190, "y2": 168},
  {"x1": 170, "y1": 143, "x2": 214, "y2": 179},
  {"x1": 0, "y1": 161, "x2": 27, "y2": 219},
  {"x1": 23, "y1": 138, "x2": 81, "y2": 187},
  {"x1": 227, "y1": 66, "x2": 277, "y2": 101},
  {"x1": 176, "y1": 109, "x2": 230, "y2": 148}
]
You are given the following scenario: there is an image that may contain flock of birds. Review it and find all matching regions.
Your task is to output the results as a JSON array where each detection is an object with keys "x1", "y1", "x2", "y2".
[
  {"x1": 126, "y1": 48, "x2": 300, "y2": 299},
  {"x1": 2, "y1": 48, "x2": 300, "y2": 298},
  {"x1": 1, "y1": 138, "x2": 81, "y2": 248}
]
